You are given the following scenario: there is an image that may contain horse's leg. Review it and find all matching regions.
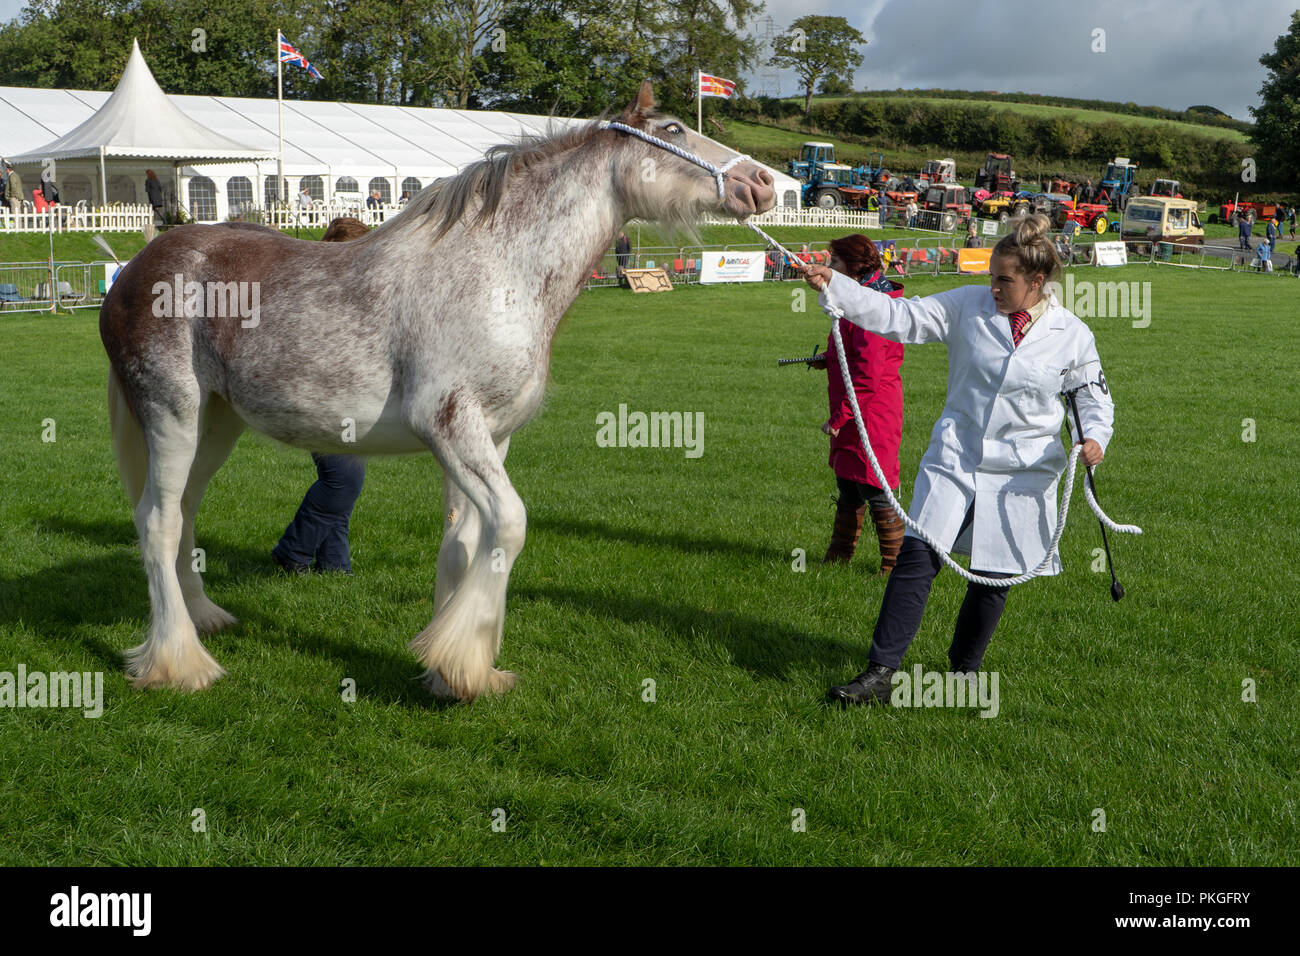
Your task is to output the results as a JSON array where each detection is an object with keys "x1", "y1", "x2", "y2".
[
  {"x1": 411, "y1": 409, "x2": 524, "y2": 701},
  {"x1": 126, "y1": 395, "x2": 226, "y2": 690},
  {"x1": 424, "y1": 436, "x2": 509, "y2": 699},
  {"x1": 177, "y1": 395, "x2": 246, "y2": 635}
]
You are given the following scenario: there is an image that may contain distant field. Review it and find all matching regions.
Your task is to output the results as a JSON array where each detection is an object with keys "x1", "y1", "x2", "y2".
[{"x1": 791, "y1": 95, "x2": 1249, "y2": 144}]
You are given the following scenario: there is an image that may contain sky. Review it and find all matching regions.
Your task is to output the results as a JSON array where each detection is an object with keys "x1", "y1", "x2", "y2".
[
  {"x1": 0, "y1": 0, "x2": 1293, "y2": 120},
  {"x1": 748, "y1": 0, "x2": 1297, "y2": 120}
]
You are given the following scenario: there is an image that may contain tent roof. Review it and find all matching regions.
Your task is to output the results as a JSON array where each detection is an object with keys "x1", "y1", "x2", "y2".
[{"x1": 6, "y1": 39, "x2": 270, "y2": 164}]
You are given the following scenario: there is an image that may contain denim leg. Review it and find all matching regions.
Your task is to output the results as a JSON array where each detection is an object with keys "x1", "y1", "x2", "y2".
[{"x1": 274, "y1": 454, "x2": 366, "y2": 571}]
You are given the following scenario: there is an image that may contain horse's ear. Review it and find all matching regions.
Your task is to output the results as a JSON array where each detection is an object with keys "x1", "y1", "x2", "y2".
[{"x1": 621, "y1": 80, "x2": 656, "y2": 125}]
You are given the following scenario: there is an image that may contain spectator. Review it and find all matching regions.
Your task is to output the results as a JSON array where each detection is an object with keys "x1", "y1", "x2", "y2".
[
  {"x1": 4, "y1": 161, "x2": 24, "y2": 215},
  {"x1": 879, "y1": 193, "x2": 890, "y2": 226},
  {"x1": 399, "y1": 190, "x2": 411, "y2": 205},
  {"x1": 40, "y1": 176, "x2": 58, "y2": 206},
  {"x1": 964, "y1": 223, "x2": 983, "y2": 248},
  {"x1": 1265, "y1": 216, "x2": 1279, "y2": 246},
  {"x1": 1256, "y1": 239, "x2": 1272, "y2": 273},
  {"x1": 145, "y1": 169, "x2": 165, "y2": 224},
  {"x1": 273, "y1": 216, "x2": 371, "y2": 574},
  {"x1": 614, "y1": 231, "x2": 631, "y2": 287},
  {"x1": 298, "y1": 184, "x2": 314, "y2": 209},
  {"x1": 906, "y1": 199, "x2": 919, "y2": 229},
  {"x1": 366, "y1": 190, "x2": 382, "y2": 209},
  {"x1": 1288, "y1": 206, "x2": 1297, "y2": 240},
  {"x1": 810, "y1": 234, "x2": 906, "y2": 575},
  {"x1": 1082, "y1": 178, "x2": 1094, "y2": 204},
  {"x1": 1238, "y1": 214, "x2": 1253, "y2": 251}
]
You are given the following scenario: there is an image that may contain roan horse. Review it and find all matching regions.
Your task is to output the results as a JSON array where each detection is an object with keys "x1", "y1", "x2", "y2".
[{"x1": 101, "y1": 81, "x2": 776, "y2": 701}]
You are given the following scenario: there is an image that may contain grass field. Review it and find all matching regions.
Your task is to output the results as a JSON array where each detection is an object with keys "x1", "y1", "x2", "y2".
[{"x1": 1, "y1": 264, "x2": 1297, "y2": 865}]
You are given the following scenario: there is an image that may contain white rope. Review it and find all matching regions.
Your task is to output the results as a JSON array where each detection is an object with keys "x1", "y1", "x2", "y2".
[
  {"x1": 600, "y1": 120, "x2": 751, "y2": 201},
  {"x1": 744, "y1": 218, "x2": 1141, "y2": 588}
]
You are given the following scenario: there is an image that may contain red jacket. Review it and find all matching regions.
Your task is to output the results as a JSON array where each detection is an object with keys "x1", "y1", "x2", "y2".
[{"x1": 826, "y1": 271, "x2": 905, "y2": 488}]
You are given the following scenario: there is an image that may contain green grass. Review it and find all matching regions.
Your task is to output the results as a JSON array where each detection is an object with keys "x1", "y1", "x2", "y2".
[{"x1": 1, "y1": 266, "x2": 1297, "y2": 864}]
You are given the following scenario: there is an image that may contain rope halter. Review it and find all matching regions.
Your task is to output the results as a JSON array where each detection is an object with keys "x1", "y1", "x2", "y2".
[{"x1": 600, "y1": 120, "x2": 753, "y2": 201}]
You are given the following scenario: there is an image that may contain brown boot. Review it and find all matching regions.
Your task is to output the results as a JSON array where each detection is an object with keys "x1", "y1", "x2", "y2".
[
  {"x1": 870, "y1": 507, "x2": 905, "y2": 576},
  {"x1": 823, "y1": 504, "x2": 867, "y2": 563}
]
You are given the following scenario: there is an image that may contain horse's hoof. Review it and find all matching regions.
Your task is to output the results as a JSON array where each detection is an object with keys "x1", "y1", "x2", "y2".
[
  {"x1": 421, "y1": 668, "x2": 460, "y2": 700},
  {"x1": 125, "y1": 641, "x2": 226, "y2": 691}
]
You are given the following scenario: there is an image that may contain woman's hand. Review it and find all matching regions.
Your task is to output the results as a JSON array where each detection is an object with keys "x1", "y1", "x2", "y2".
[
  {"x1": 804, "y1": 264, "x2": 833, "y2": 291},
  {"x1": 1077, "y1": 439, "x2": 1103, "y2": 467},
  {"x1": 821, "y1": 420, "x2": 839, "y2": 437}
]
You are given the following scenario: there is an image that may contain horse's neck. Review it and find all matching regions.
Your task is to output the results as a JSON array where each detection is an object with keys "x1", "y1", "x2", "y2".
[{"x1": 496, "y1": 141, "x2": 623, "y2": 338}]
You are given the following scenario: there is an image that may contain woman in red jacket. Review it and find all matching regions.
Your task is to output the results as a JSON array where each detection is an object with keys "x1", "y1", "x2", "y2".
[{"x1": 817, "y1": 234, "x2": 906, "y2": 575}]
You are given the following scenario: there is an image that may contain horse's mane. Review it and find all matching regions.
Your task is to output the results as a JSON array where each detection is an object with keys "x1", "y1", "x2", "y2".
[{"x1": 406, "y1": 115, "x2": 615, "y2": 241}]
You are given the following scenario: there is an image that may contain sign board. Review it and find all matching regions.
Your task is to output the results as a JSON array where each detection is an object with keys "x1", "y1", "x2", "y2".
[
  {"x1": 981, "y1": 219, "x2": 1000, "y2": 236},
  {"x1": 104, "y1": 262, "x2": 122, "y2": 294},
  {"x1": 623, "y1": 267, "x2": 673, "y2": 293},
  {"x1": 1092, "y1": 241, "x2": 1128, "y2": 267},
  {"x1": 957, "y1": 248, "x2": 992, "y2": 274},
  {"x1": 699, "y1": 250, "x2": 765, "y2": 284}
]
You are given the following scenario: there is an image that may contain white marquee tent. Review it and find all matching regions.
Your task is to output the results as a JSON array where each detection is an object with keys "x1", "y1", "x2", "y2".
[{"x1": 1, "y1": 43, "x2": 802, "y2": 222}]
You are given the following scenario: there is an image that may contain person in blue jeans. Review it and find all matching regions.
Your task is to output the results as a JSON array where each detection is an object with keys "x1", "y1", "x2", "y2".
[{"x1": 272, "y1": 216, "x2": 370, "y2": 574}]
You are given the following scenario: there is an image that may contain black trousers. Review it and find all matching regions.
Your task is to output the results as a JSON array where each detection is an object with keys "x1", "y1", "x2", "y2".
[
  {"x1": 835, "y1": 476, "x2": 893, "y2": 513},
  {"x1": 866, "y1": 502, "x2": 1012, "y2": 672}
]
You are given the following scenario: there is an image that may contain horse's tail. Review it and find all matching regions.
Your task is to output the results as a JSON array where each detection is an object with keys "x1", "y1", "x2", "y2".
[{"x1": 108, "y1": 366, "x2": 147, "y2": 509}]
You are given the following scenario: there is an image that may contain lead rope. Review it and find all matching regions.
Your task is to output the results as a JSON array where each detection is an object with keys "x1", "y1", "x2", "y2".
[
  {"x1": 745, "y1": 219, "x2": 1141, "y2": 588},
  {"x1": 599, "y1": 123, "x2": 1140, "y2": 585}
]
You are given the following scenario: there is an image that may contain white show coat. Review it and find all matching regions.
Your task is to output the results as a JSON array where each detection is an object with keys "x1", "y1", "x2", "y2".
[{"x1": 819, "y1": 270, "x2": 1114, "y2": 574}]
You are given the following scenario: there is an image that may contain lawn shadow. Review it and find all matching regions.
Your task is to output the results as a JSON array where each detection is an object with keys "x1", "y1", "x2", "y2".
[
  {"x1": 12, "y1": 516, "x2": 453, "y2": 710},
  {"x1": 528, "y1": 512, "x2": 775, "y2": 562},
  {"x1": 509, "y1": 584, "x2": 866, "y2": 683}
]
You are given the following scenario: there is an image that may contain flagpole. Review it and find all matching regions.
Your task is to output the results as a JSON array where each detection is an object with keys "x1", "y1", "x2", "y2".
[
  {"x1": 277, "y1": 29, "x2": 285, "y2": 205},
  {"x1": 697, "y1": 70, "x2": 702, "y2": 134}
]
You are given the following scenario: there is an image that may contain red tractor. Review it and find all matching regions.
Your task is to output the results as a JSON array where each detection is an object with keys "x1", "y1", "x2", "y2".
[
  {"x1": 1219, "y1": 200, "x2": 1278, "y2": 225},
  {"x1": 1056, "y1": 201, "x2": 1115, "y2": 235}
]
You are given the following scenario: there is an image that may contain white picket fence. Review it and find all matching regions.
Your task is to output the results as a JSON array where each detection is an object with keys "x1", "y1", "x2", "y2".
[
  {"x1": 0, "y1": 202, "x2": 154, "y2": 233},
  {"x1": 700, "y1": 206, "x2": 881, "y2": 230}
]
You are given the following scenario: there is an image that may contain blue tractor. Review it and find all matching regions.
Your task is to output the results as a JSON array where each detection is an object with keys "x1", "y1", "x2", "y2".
[
  {"x1": 787, "y1": 142, "x2": 888, "y2": 210},
  {"x1": 1097, "y1": 157, "x2": 1141, "y2": 211}
]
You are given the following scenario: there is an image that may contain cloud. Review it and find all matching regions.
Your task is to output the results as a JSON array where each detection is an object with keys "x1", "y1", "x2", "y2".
[{"x1": 745, "y1": 0, "x2": 1296, "y2": 119}]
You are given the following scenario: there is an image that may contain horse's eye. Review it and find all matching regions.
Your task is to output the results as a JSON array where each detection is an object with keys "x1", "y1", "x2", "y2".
[{"x1": 663, "y1": 123, "x2": 683, "y2": 135}]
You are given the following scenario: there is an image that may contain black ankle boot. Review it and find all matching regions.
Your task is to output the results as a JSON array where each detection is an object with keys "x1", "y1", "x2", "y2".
[{"x1": 828, "y1": 662, "x2": 896, "y2": 706}]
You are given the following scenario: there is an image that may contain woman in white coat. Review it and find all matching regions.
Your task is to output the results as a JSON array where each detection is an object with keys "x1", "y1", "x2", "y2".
[{"x1": 802, "y1": 214, "x2": 1114, "y2": 705}]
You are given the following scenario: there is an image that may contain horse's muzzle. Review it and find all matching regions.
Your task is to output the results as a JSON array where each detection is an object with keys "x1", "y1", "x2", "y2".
[{"x1": 724, "y1": 165, "x2": 776, "y2": 219}]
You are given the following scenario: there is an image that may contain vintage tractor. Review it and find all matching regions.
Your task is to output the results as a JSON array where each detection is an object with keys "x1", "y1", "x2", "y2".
[
  {"x1": 1057, "y1": 201, "x2": 1115, "y2": 234},
  {"x1": 1218, "y1": 199, "x2": 1278, "y2": 225},
  {"x1": 917, "y1": 183, "x2": 971, "y2": 231},
  {"x1": 1096, "y1": 157, "x2": 1140, "y2": 210},
  {"x1": 788, "y1": 142, "x2": 891, "y2": 209},
  {"x1": 974, "y1": 152, "x2": 1017, "y2": 194},
  {"x1": 978, "y1": 192, "x2": 1030, "y2": 223},
  {"x1": 1150, "y1": 179, "x2": 1183, "y2": 198},
  {"x1": 918, "y1": 158, "x2": 958, "y2": 187}
]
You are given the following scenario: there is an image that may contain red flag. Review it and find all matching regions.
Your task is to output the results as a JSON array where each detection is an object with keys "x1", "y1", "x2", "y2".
[{"x1": 698, "y1": 73, "x2": 736, "y2": 99}]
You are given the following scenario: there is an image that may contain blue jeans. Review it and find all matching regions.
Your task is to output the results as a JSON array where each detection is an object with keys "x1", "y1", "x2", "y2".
[{"x1": 273, "y1": 454, "x2": 366, "y2": 572}]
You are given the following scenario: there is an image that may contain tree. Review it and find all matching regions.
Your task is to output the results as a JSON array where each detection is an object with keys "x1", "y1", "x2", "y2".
[
  {"x1": 1248, "y1": 10, "x2": 1300, "y2": 188},
  {"x1": 769, "y1": 15, "x2": 865, "y2": 118},
  {"x1": 818, "y1": 73, "x2": 853, "y2": 96}
]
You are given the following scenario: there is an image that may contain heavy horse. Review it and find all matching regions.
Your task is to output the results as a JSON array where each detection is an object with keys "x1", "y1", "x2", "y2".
[{"x1": 100, "y1": 82, "x2": 776, "y2": 701}]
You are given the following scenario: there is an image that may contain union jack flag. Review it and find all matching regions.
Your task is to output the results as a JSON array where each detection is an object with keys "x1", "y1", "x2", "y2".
[
  {"x1": 698, "y1": 73, "x2": 736, "y2": 99},
  {"x1": 279, "y1": 31, "x2": 323, "y2": 79}
]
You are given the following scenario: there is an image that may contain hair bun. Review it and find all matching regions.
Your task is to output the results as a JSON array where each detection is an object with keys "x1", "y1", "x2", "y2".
[{"x1": 1013, "y1": 212, "x2": 1051, "y2": 245}]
